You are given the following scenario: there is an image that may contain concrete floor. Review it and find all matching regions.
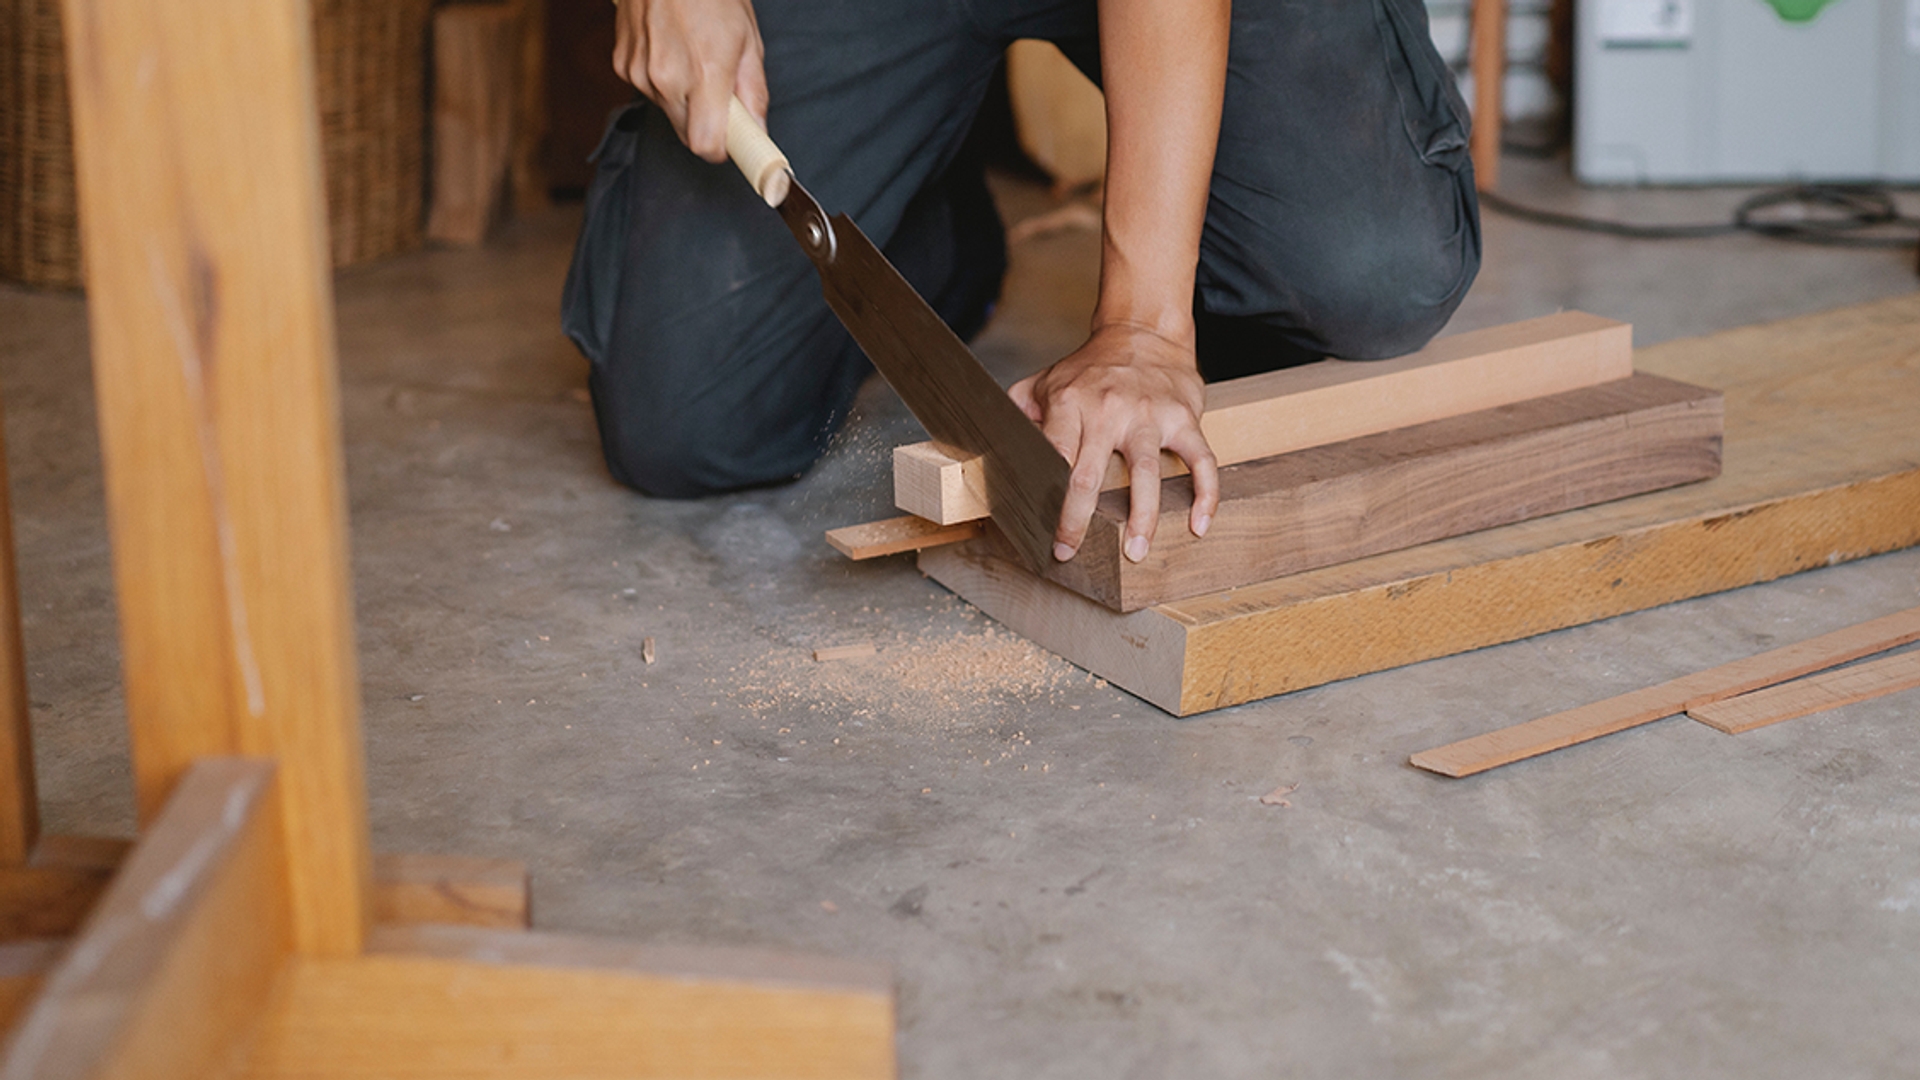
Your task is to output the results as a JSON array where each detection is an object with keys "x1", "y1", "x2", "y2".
[{"x1": 5, "y1": 156, "x2": 1920, "y2": 1077}]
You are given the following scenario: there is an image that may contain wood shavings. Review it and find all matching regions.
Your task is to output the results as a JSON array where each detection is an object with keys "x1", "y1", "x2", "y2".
[{"x1": 1258, "y1": 783, "x2": 1298, "y2": 808}]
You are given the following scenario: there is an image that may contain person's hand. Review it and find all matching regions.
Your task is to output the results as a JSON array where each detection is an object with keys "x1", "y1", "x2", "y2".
[
  {"x1": 613, "y1": 0, "x2": 767, "y2": 161},
  {"x1": 1010, "y1": 324, "x2": 1219, "y2": 564}
]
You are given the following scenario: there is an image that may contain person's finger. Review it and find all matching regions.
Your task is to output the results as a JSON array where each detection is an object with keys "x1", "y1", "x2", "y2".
[
  {"x1": 1053, "y1": 431, "x2": 1112, "y2": 561},
  {"x1": 1166, "y1": 426, "x2": 1219, "y2": 538},
  {"x1": 684, "y1": 59, "x2": 735, "y2": 161},
  {"x1": 1121, "y1": 431, "x2": 1163, "y2": 562},
  {"x1": 1008, "y1": 375, "x2": 1045, "y2": 425},
  {"x1": 613, "y1": 15, "x2": 654, "y2": 99},
  {"x1": 734, "y1": 30, "x2": 769, "y2": 123},
  {"x1": 1037, "y1": 389, "x2": 1083, "y2": 468}
]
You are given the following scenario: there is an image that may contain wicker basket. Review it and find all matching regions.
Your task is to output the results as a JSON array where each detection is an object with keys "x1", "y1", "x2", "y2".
[
  {"x1": 312, "y1": 0, "x2": 432, "y2": 269},
  {"x1": 0, "y1": 0, "x2": 82, "y2": 289},
  {"x1": 1, "y1": 0, "x2": 432, "y2": 290}
]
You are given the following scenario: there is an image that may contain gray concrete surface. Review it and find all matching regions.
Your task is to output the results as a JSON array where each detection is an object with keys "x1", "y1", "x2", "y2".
[{"x1": 4, "y1": 156, "x2": 1919, "y2": 1078}]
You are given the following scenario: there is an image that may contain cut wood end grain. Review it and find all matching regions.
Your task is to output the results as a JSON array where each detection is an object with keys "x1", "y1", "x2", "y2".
[
  {"x1": 826, "y1": 515, "x2": 983, "y2": 560},
  {"x1": 813, "y1": 643, "x2": 877, "y2": 663}
]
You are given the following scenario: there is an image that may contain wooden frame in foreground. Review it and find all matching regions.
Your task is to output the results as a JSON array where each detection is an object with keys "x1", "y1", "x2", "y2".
[
  {"x1": 921, "y1": 294, "x2": 1920, "y2": 716},
  {"x1": 0, "y1": 0, "x2": 896, "y2": 1074}
]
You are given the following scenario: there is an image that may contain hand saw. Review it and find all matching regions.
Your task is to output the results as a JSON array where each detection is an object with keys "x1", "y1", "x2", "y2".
[{"x1": 723, "y1": 97, "x2": 1069, "y2": 573}]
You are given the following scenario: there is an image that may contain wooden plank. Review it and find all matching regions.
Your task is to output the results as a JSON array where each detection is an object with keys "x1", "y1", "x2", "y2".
[
  {"x1": 62, "y1": 0, "x2": 372, "y2": 955},
  {"x1": 0, "y1": 758, "x2": 292, "y2": 1080},
  {"x1": 1687, "y1": 648, "x2": 1920, "y2": 735},
  {"x1": 1410, "y1": 606, "x2": 1920, "y2": 776},
  {"x1": 921, "y1": 294, "x2": 1920, "y2": 716},
  {"x1": 242, "y1": 924, "x2": 895, "y2": 1079},
  {"x1": 1044, "y1": 374, "x2": 1723, "y2": 612},
  {"x1": 894, "y1": 311, "x2": 1633, "y2": 523},
  {"x1": 428, "y1": 2, "x2": 522, "y2": 245},
  {"x1": 0, "y1": 395, "x2": 37, "y2": 866},
  {"x1": 0, "y1": 844, "x2": 528, "y2": 942},
  {"x1": 826, "y1": 515, "x2": 984, "y2": 560}
]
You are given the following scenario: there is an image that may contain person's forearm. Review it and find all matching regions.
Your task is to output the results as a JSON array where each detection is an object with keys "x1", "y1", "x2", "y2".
[{"x1": 1093, "y1": 0, "x2": 1230, "y2": 348}]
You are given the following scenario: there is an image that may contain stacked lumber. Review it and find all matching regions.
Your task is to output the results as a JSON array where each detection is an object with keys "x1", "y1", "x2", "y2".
[
  {"x1": 882, "y1": 311, "x2": 1724, "y2": 614},
  {"x1": 915, "y1": 294, "x2": 1920, "y2": 715}
]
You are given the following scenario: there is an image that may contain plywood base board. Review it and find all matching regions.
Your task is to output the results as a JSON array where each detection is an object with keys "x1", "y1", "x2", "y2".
[{"x1": 922, "y1": 294, "x2": 1920, "y2": 716}]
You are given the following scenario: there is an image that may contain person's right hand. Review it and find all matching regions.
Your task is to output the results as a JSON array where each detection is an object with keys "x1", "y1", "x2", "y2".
[{"x1": 613, "y1": 0, "x2": 768, "y2": 162}]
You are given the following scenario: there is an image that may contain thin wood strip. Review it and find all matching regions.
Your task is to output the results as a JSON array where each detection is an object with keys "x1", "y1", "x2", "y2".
[
  {"x1": 1409, "y1": 605, "x2": 1920, "y2": 777},
  {"x1": 0, "y1": 393, "x2": 38, "y2": 865},
  {"x1": 63, "y1": 0, "x2": 372, "y2": 955},
  {"x1": 894, "y1": 311, "x2": 1633, "y2": 523},
  {"x1": 825, "y1": 515, "x2": 983, "y2": 560},
  {"x1": 0, "y1": 758, "x2": 292, "y2": 1080},
  {"x1": 1687, "y1": 648, "x2": 1920, "y2": 734}
]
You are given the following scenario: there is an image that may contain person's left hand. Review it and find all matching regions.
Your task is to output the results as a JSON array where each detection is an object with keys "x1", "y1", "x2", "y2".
[{"x1": 1010, "y1": 323, "x2": 1219, "y2": 564}]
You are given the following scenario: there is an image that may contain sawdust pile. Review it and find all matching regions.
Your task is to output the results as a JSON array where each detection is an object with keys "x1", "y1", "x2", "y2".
[{"x1": 731, "y1": 623, "x2": 1094, "y2": 729}]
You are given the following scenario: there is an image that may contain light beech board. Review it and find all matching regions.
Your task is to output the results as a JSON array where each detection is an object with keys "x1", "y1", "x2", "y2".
[
  {"x1": 241, "y1": 924, "x2": 896, "y2": 1080},
  {"x1": 826, "y1": 515, "x2": 984, "y2": 560},
  {"x1": 920, "y1": 295, "x2": 1920, "y2": 716},
  {"x1": 62, "y1": 0, "x2": 372, "y2": 955},
  {"x1": 1042, "y1": 374, "x2": 1722, "y2": 611},
  {"x1": 895, "y1": 311, "x2": 1632, "y2": 523},
  {"x1": 0, "y1": 397, "x2": 35, "y2": 866},
  {"x1": 0, "y1": 758, "x2": 292, "y2": 1080},
  {"x1": 1687, "y1": 648, "x2": 1920, "y2": 734},
  {"x1": 1411, "y1": 605, "x2": 1920, "y2": 776}
]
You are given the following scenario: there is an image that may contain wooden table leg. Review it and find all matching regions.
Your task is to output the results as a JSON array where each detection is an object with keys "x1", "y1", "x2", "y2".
[{"x1": 1471, "y1": 0, "x2": 1507, "y2": 191}]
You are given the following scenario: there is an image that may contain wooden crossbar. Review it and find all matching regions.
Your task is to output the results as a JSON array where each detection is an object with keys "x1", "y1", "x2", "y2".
[{"x1": 243, "y1": 925, "x2": 896, "y2": 1079}]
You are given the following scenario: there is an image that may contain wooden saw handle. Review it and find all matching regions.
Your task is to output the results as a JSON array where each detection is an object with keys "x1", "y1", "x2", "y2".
[{"x1": 726, "y1": 96, "x2": 791, "y2": 207}]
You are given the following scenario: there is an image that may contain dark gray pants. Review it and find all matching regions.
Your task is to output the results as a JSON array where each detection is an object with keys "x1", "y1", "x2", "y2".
[{"x1": 564, "y1": 0, "x2": 1480, "y2": 498}]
